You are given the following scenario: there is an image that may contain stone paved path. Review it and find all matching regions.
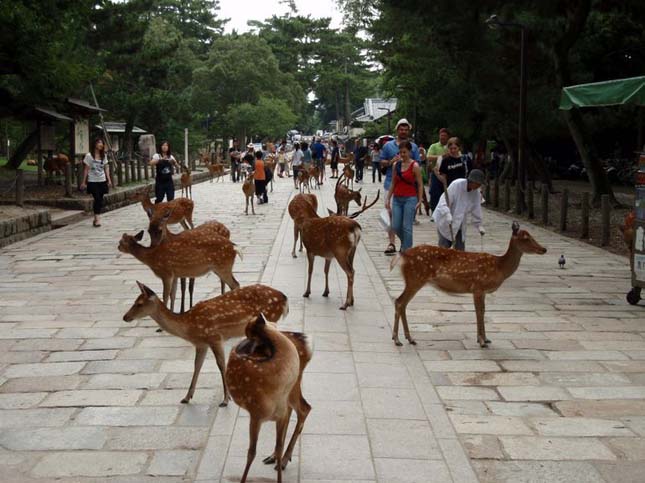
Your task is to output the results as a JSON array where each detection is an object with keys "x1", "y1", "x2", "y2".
[{"x1": 0, "y1": 169, "x2": 644, "y2": 482}]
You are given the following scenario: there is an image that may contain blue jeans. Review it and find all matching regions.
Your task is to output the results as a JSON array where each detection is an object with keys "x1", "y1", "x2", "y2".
[{"x1": 391, "y1": 196, "x2": 417, "y2": 252}]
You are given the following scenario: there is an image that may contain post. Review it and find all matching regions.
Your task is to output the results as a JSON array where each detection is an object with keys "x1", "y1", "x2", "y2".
[
  {"x1": 117, "y1": 160, "x2": 123, "y2": 186},
  {"x1": 108, "y1": 162, "x2": 115, "y2": 189},
  {"x1": 64, "y1": 163, "x2": 72, "y2": 197},
  {"x1": 136, "y1": 157, "x2": 142, "y2": 182},
  {"x1": 493, "y1": 176, "x2": 499, "y2": 208},
  {"x1": 541, "y1": 183, "x2": 549, "y2": 225},
  {"x1": 517, "y1": 26, "x2": 527, "y2": 213},
  {"x1": 124, "y1": 159, "x2": 131, "y2": 184},
  {"x1": 37, "y1": 119, "x2": 43, "y2": 186},
  {"x1": 527, "y1": 183, "x2": 534, "y2": 219},
  {"x1": 515, "y1": 182, "x2": 523, "y2": 215},
  {"x1": 559, "y1": 188, "x2": 568, "y2": 232},
  {"x1": 15, "y1": 169, "x2": 24, "y2": 207},
  {"x1": 130, "y1": 157, "x2": 136, "y2": 182},
  {"x1": 184, "y1": 128, "x2": 189, "y2": 170},
  {"x1": 76, "y1": 163, "x2": 83, "y2": 191},
  {"x1": 504, "y1": 181, "x2": 511, "y2": 211},
  {"x1": 144, "y1": 158, "x2": 149, "y2": 180},
  {"x1": 581, "y1": 191, "x2": 590, "y2": 239},
  {"x1": 601, "y1": 194, "x2": 610, "y2": 246}
]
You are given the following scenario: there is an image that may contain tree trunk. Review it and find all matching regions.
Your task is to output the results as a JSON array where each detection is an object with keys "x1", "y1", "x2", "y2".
[
  {"x1": 7, "y1": 127, "x2": 38, "y2": 169},
  {"x1": 552, "y1": 0, "x2": 616, "y2": 206},
  {"x1": 124, "y1": 114, "x2": 135, "y2": 161}
]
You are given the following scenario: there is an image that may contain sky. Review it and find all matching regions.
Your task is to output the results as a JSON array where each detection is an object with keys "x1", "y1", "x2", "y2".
[{"x1": 218, "y1": 0, "x2": 344, "y2": 33}]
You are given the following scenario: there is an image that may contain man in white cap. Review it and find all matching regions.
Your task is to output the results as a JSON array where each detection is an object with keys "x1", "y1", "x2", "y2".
[
  {"x1": 380, "y1": 118, "x2": 420, "y2": 254},
  {"x1": 433, "y1": 169, "x2": 486, "y2": 251}
]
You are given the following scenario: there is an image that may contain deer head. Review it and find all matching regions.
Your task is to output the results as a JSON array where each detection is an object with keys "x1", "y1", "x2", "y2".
[
  {"x1": 148, "y1": 209, "x2": 173, "y2": 246},
  {"x1": 117, "y1": 230, "x2": 145, "y2": 254},
  {"x1": 348, "y1": 190, "x2": 380, "y2": 219},
  {"x1": 511, "y1": 222, "x2": 547, "y2": 255},
  {"x1": 123, "y1": 281, "x2": 158, "y2": 322},
  {"x1": 234, "y1": 314, "x2": 275, "y2": 361}
]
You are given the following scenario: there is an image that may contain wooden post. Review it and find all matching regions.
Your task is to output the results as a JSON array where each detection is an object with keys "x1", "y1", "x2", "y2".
[
  {"x1": 541, "y1": 184, "x2": 549, "y2": 225},
  {"x1": 130, "y1": 157, "x2": 136, "y2": 182},
  {"x1": 504, "y1": 181, "x2": 511, "y2": 211},
  {"x1": 515, "y1": 182, "x2": 523, "y2": 215},
  {"x1": 601, "y1": 194, "x2": 610, "y2": 246},
  {"x1": 144, "y1": 159, "x2": 149, "y2": 180},
  {"x1": 581, "y1": 191, "x2": 590, "y2": 239},
  {"x1": 527, "y1": 184, "x2": 534, "y2": 219},
  {"x1": 493, "y1": 177, "x2": 499, "y2": 208},
  {"x1": 15, "y1": 169, "x2": 24, "y2": 207},
  {"x1": 108, "y1": 162, "x2": 115, "y2": 189},
  {"x1": 124, "y1": 159, "x2": 131, "y2": 184},
  {"x1": 485, "y1": 181, "x2": 491, "y2": 205},
  {"x1": 136, "y1": 157, "x2": 142, "y2": 182},
  {"x1": 37, "y1": 119, "x2": 43, "y2": 186},
  {"x1": 64, "y1": 163, "x2": 72, "y2": 197},
  {"x1": 117, "y1": 161, "x2": 123, "y2": 186},
  {"x1": 559, "y1": 188, "x2": 569, "y2": 232},
  {"x1": 76, "y1": 162, "x2": 83, "y2": 191}
]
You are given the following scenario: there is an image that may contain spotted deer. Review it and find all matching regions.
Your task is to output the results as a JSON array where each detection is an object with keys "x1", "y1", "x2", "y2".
[
  {"x1": 226, "y1": 314, "x2": 312, "y2": 482},
  {"x1": 296, "y1": 169, "x2": 311, "y2": 193},
  {"x1": 334, "y1": 176, "x2": 362, "y2": 216},
  {"x1": 180, "y1": 165, "x2": 192, "y2": 199},
  {"x1": 206, "y1": 160, "x2": 225, "y2": 182},
  {"x1": 242, "y1": 176, "x2": 255, "y2": 215},
  {"x1": 265, "y1": 158, "x2": 276, "y2": 193},
  {"x1": 307, "y1": 165, "x2": 320, "y2": 189},
  {"x1": 134, "y1": 187, "x2": 195, "y2": 230},
  {"x1": 123, "y1": 283, "x2": 288, "y2": 406},
  {"x1": 117, "y1": 228, "x2": 241, "y2": 313},
  {"x1": 296, "y1": 191, "x2": 380, "y2": 309},
  {"x1": 339, "y1": 152, "x2": 355, "y2": 189},
  {"x1": 288, "y1": 193, "x2": 318, "y2": 258},
  {"x1": 390, "y1": 222, "x2": 547, "y2": 347}
]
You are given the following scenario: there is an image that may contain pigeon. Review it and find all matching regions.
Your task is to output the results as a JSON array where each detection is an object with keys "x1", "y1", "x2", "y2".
[{"x1": 558, "y1": 254, "x2": 566, "y2": 269}]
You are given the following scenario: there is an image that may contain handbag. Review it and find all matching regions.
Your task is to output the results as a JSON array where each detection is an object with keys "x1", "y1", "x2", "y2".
[{"x1": 378, "y1": 209, "x2": 391, "y2": 231}]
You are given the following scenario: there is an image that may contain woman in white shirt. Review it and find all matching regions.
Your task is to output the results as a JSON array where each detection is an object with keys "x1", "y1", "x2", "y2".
[
  {"x1": 291, "y1": 143, "x2": 304, "y2": 189},
  {"x1": 80, "y1": 138, "x2": 112, "y2": 227}
]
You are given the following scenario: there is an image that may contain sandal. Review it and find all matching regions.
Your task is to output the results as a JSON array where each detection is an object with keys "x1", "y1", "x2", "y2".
[
  {"x1": 384, "y1": 243, "x2": 396, "y2": 255},
  {"x1": 93, "y1": 220, "x2": 101, "y2": 227}
]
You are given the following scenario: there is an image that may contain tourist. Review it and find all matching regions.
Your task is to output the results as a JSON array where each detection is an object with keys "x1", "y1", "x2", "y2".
[
  {"x1": 380, "y1": 118, "x2": 420, "y2": 254},
  {"x1": 292, "y1": 142, "x2": 304, "y2": 188},
  {"x1": 354, "y1": 141, "x2": 368, "y2": 183},
  {"x1": 330, "y1": 139, "x2": 340, "y2": 178},
  {"x1": 301, "y1": 141, "x2": 312, "y2": 171},
  {"x1": 80, "y1": 138, "x2": 113, "y2": 228},
  {"x1": 150, "y1": 140, "x2": 180, "y2": 203},
  {"x1": 371, "y1": 143, "x2": 382, "y2": 183},
  {"x1": 434, "y1": 137, "x2": 470, "y2": 189},
  {"x1": 433, "y1": 169, "x2": 486, "y2": 251},
  {"x1": 253, "y1": 150, "x2": 268, "y2": 204},
  {"x1": 229, "y1": 139, "x2": 241, "y2": 183},
  {"x1": 277, "y1": 147, "x2": 287, "y2": 178},
  {"x1": 311, "y1": 137, "x2": 327, "y2": 185},
  {"x1": 428, "y1": 128, "x2": 449, "y2": 212},
  {"x1": 385, "y1": 141, "x2": 423, "y2": 252}
]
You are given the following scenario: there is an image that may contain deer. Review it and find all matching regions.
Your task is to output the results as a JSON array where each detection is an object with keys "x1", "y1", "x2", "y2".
[
  {"x1": 334, "y1": 175, "x2": 362, "y2": 216},
  {"x1": 123, "y1": 282, "x2": 289, "y2": 407},
  {"x1": 206, "y1": 160, "x2": 225, "y2": 182},
  {"x1": 390, "y1": 221, "x2": 547, "y2": 348},
  {"x1": 180, "y1": 165, "x2": 192, "y2": 199},
  {"x1": 296, "y1": 191, "x2": 380, "y2": 309},
  {"x1": 117, "y1": 228, "x2": 241, "y2": 314},
  {"x1": 265, "y1": 158, "x2": 276, "y2": 192},
  {"x1": 134, "y1": 186, "x2": 195, "y2": 230},
  {"x1": 339, "y1": 152, "x2": 355, "y2": 189},
  {"x1": 288, "y1": 193, "x2": 318, "y2": 258},
  {"x1": 296, "y1": 169, "x2": 311, "y2": 193},
  {"x1": 242, "y1": 175, "x2": 255, "y2": 215},
  {"x1": 44, "y1": 153, "x2": 70, "y2": 178},
  {"x1": 308, "y1": 165, "x2": 320, "y2": 189},
  {"x1": 226, "y1": 314, "x2": 312, "y2": 483}
]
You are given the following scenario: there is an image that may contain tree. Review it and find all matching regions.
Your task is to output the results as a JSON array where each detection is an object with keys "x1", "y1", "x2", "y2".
[{"x1": 226, "y1": 97, "x2": 298, "y2": 140}]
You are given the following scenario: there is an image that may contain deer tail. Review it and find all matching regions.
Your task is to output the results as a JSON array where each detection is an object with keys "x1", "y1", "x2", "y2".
[{"x1": 389, "y1": 253, "x2": 403, "y2": 271}]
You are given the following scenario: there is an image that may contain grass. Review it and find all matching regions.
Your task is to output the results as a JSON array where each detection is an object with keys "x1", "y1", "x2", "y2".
[{"x1": 0, "y1": 157, "x2": 38, "y2": 172}]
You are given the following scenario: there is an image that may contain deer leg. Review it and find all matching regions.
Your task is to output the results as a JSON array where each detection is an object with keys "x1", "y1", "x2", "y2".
[
  {"x1": 180, "y1": 219, "x2": 190, "y2": 230},
  {"x1": 170, "y1": 277, "x2": 178, "y2": 312},
  {"x1": 292, "y1": 224, "x2": 299, "y2": 258},
  {"x1": 189, "y1": 278, "x2": 195, "y2": 309},
  {"x1": 210, "y1": 340, "x2": 230, "y2": 406},
  {"x1": 181, "y1": 345, "x2": 207, "y2": 403},
  {"x1": 220, "y1": 277, "x2": 225, "y2": 295},
  {"x1": 394, "y1": 283, "x2": 423, "y2": 346},
  {"x1": 245, "y1": 196, "x2": 249, "y2": 215},
  {"x1": 241, "y1": 416, "x2": 261, "y2": 483},
  {"x1": 337, "y1": 256, "x2": 355, "y2": 310},
  {"x1": 180, "y1": 278, "x2": 186, "y2": 313},
  {"x1": 251, "y1": 194, "x2": 255, "y2": 215},
  {"x1": 474, "y1": 293, "x2": 490, "y2": 348},
  {"x1": 299, "y1": 229, "x2": 304, "y2": 252},
  {"x1": 303, "y1": 251, "x2": 314, "y2": 298},
  {"x1": 280, "y1": 385, "x2": 311, "y2": 469},
  {"x1": 322, "y1": 258, "x2": 331, "y2": 297}
]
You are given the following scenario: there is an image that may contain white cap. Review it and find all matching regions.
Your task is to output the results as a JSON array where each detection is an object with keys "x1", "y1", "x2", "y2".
[
  {"x1": 247, "y1": 143, "x2": 254, "y2": 149},
  {"x1": 395, "y1": 118, "x2": 411, "y2": 129}
]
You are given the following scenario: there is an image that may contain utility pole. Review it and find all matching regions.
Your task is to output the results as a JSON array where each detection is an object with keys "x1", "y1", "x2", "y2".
[{"x1": 344, "y1": 62, "x2": 351, "y2": 129}]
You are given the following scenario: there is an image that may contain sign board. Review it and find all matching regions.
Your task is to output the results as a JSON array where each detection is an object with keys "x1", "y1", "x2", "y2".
[
  {"x1": 40, "y1": 124, "x2": 55, "y2": 151},
  {"x1": 74, "y1": 119, "x2": 89, "y2": 155}
]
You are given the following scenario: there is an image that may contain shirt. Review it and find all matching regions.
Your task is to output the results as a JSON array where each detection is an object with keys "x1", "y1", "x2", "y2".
[
  {"x1": 254, "y1": 159, "x2": 266, "y2": 180},
  {"x1": 433, "y1": 178, "x2": 483, "y2": 241},
  {"x1": 427, "y1": 141, "x2": 447, "y2": 170},
  {"x1": 83, "y1": 153, "x2": 108, "y2": 183},
  {"x1": 311, "y1": 142, "x2": 326, "y2": 159},
  {"x1": 392, "y1": 161, "x2": 418, "y2": 198},
  {"x1": 380, "y1": 139, "x2": 420, "y2": 191},
  {"x1": 292, "y1": 149, "x2": 304, "y2": 166},
  {"x1": 152, "y1": 153, "x2": 176, "y2": 182},
  {"x1": 302, "y1": 148, "x2": 312, "y2": 163},
  {"x1": 439, "y1": 155, "x2": 468, "y2": 186}
]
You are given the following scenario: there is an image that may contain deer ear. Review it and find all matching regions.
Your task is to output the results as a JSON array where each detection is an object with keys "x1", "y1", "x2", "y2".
[
  {"x1": 136, "y1": 281, "x2": 156, "y2": 297},
  {"x1": 512, "y1": 221, "x2": 520, "y2": 235},
  {"x1": 327, "y1": 208, "x2": 335, "y2": 216},
  {"x1": 134, "y1": 230, "x2": 145, "y2": 241}
]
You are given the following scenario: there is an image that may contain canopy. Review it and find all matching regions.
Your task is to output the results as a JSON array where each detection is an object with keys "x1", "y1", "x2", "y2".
[{"x1": 559, "y1": 76, "x2": 645, "y2": 110}]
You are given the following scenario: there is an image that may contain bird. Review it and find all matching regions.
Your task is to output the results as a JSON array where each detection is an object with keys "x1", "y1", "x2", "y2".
[{"x1": 558, "y1": 254, "x2": 566, "y2": 269}]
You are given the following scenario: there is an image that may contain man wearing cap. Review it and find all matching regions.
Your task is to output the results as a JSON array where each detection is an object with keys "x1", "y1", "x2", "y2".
[
  {"x1": 380, "y1": 118, "x2": 420, "y2": 254},
  {"x1": 433, "y1": 169, "x2": 486, "y2": 251}
]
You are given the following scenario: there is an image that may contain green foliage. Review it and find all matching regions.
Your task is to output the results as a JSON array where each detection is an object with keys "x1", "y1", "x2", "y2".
[{"x1": 226, "y1": 97, "x2": 298, "y2": 140}]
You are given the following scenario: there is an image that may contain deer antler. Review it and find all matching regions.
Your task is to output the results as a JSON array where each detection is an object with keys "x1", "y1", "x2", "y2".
[{"x1": 349, "y1": 190, "x2": 380, "y2": 219}]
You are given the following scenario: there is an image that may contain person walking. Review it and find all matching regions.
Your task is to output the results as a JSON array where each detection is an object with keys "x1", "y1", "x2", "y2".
[
  {"x1": 301, "y1": 142, "x2": 312, "y2": 171},
  {"x1": 428, "y1": 128, "x2": 449, "y2": 212},
  {"x1": 311, "y1": 137, "x2": 327, "y2": 185},
  {"x1": 277, "y1": 146, "x2": 287, "y2": 178},
  {"x1": 253, "y1": 150, "x2": 268, "y2": 204},
  {"x1": 385, "y1": 141, "x2": 424, "y2": 252},
  {"x1": 354, "y1": 142, "x2": 368, "y2": 183},
  {"x1": 433, "y1": 169, "x2": 486, "y2": 251},
  {"x1": 371, "y1": 143, "x2": 382, "y2": 183},
  {"x1": 434, "y1": 137, "x2": 470, "y2": 190},
  {"x1": 292, "y1": 142, "x2": 304, "y2": 188},
  {"x1": 150, "y1": 140, "x2": 180, "y2": 203},
  {"x1": 380, "y1": 118, "x2": 420, "y2": 254},
  {"x1": 80, "y1": 138, "x2": 113, "y2": 228},
  {"x1": 330, "y1": 139, "x2": 340, "y2": 178},
  {"x1": 229, "y1": 139, "x2": 241, "y2": 182}
]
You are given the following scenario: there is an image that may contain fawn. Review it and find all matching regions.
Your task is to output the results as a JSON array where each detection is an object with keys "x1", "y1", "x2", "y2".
[
  {"x1": 390, "y1": 222, "x2": 546, "y2": 347},
  {"x1": 288, "y1": 193, "x2": 318, "y2": 258},
  {"x1": 226, "y1": 314, "x2": 312, "y2": 482},
  {"x1": 242, "y1": 176, "x2": 255, "y2": 215},
  {"x1": 123, "y1": 282, "x2": 289, "y2": 406},
  {"x1": 180, "y1": 165, "x2": 192, "y2": 199},
  {"x1": 334, "y1": 176, "x2": 362, "y2": 216},
  {"x1": 135, "y1": 187, "x2": 194, "y2": 230}
]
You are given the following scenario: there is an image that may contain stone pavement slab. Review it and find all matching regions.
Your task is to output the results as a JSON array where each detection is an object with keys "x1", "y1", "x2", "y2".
[{"x1": 0, "y1": 168, "x2": 644, "y2": 482}]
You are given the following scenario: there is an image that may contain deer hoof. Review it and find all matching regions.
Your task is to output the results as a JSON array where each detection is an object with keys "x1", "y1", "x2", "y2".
[
  {"x1": 478, "y1": 338, "x2": 490, "y2": 348},
  {"x1": 155, "y1": 328, "x2": 163, "y2": 333},
  {"x1": 292, "y1": 253, "x2": 297, "y2": 259},
  {"x1": 180, "y1": 397, "x2": 190, "y2": 404},
  {"x1": 322, "y1": 291, "x2": 329, "y2": 297},
  {"x1": 262, "y1": 455, "x2": 276, "y2": 465},
  {"x1": 218, "y1": 400, "x2": 229, "y2": 408},
  {"x1": 303, "y1": 291, "x2": 310, "y2": 298},
  {"x1": 394, "y1": 340, "x2": 403, "y2": 347},
  {"x1": 339, "y1": 305, "x2": 348, "y2": 311},
  {"x1": 408, "y1": 339, "x2": 417, "y2": 345}
]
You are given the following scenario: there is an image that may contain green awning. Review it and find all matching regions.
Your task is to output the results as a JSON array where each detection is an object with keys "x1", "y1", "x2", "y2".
[{"x1": 559, "y1": 76, "x2": 645, "y2": 110}]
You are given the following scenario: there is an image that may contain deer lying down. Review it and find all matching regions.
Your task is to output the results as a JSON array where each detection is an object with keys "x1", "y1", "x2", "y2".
[
  {"x1": 123, "y1": 282, "x2": 289, "y2": 407},
  {"x1": 226, "y1": 314, "x2": 312, "y2": 483},
  {"x1": 390, "y1": 222, "x2": 546, "y2": 347}
]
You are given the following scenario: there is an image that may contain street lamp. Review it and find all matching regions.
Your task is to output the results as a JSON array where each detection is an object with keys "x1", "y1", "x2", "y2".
[
  {"x1": 486, "y1": 14, "x2": 527, "y2": 214},
  {"x1": 378, "y1": 107, "x2": 393, "y2": 133}
]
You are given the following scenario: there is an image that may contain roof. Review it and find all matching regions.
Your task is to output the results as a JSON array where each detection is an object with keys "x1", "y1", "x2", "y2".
[
  {"x1": 66, "y1": 97, "x2": 107, "y2": 113},
  {"x1": 34, "y1": 107, "x2": 73, "y2": 122},
  {"x1": 354, "y1": 98, "x2": 398, "y2": 123},
  {"x1": 96, "y1": 122, "x2": 147, "y2": 134},
  {"x1": 559, "y1": 76, "x2": 645, "y2": 110}
]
